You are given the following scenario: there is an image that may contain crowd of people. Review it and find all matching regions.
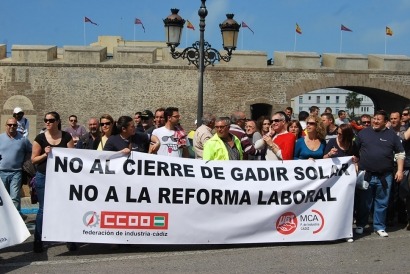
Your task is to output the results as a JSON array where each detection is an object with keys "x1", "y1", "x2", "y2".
[{"x1": 1, "y1": 105, "x2": 410, "y2": 253}]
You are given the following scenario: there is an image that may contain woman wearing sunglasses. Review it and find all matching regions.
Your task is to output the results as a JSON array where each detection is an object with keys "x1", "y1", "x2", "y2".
[
  {"x1": 294, "y1": 115, "x2": 326, "y2": 160},
  {"x1": 97, "y1": 114, "x2": 118, "y2": 150},
  {"x1": 31, "y1": 111, "x2": 74, "y2": 253}
]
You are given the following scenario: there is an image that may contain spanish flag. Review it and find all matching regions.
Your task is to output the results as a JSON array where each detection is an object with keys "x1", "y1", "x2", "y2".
[
  {"x1": 187, "y1": 20, "x2": 195, "y2": 30},
  {"x1": 386, "y1": 26, "x2": 393, "y2": 36},
  {"x1": 296, "y1": 23, "x2": 302, "y2": 34}
]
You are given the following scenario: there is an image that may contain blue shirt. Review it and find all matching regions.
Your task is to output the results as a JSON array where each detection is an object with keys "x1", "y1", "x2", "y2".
[
  {"x1": 0, "y1": 132, "x2": 32, "y2": 170},
  {"x1": 294, "y1": 137, "x2": 326, "y2": 160}
]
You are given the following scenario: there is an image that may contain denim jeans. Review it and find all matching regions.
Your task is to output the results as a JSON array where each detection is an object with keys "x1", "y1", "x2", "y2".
[
  {"x1": 356, "y1": 172, "x2": 393, "y2": 231},
  {"x1": 0, "y1": 170, "x2": 22, "y2": 212},
  {"x1": 34, "y1": 171, "x2": 46, "y2": 241}
]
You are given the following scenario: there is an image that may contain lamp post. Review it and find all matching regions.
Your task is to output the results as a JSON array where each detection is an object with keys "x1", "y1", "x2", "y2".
[{"x1": 163, "y1": 0, "x2": 240, "y2": 126}]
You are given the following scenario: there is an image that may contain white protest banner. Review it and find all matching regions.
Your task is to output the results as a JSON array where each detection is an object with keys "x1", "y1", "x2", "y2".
[
  {"x1": 43, "y1": 148, "x2": 356, "y2": 244},
  {"x1": 0, "y1": 178, "x2": 30, "y2": 249}
]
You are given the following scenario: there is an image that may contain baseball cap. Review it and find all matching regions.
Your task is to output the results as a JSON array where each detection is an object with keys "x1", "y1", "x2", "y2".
[
  {"x1": 141, "y1": 110, "x2": 154, "y2": 119},
  {"x1": 13, "y1": 107, "x2": 23, "y2": 114}
]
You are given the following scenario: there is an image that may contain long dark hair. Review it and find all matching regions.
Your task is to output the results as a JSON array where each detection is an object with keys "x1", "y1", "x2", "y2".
[
  {"x1": 338, "y1": 123, "x2": 354, "y2": 152},
  {"x1": 45, "y1": 111, "x2": 61, "y2": 130}
]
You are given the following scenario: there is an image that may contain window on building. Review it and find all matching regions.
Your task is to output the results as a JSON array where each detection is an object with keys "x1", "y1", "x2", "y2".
[
  {"x1": 336, "y1": 96, "x2": 340, "y2": 104},
  {"x1": 308, "y1": 96, "x2": 311, "y2": 100},
  {"x1": 326, "y1": 96, "x2": 330, "y2": 103},
  {"x1": 316, "y1": 96, "x2": 320, "y2": 104},
  {"x1": 299, "y1": 96, "x2": 303, "y2": 103}
]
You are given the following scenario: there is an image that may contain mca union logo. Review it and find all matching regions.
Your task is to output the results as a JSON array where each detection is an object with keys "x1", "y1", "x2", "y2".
[{"x1": 83, "y1": 211, "x2": 100, "y2": 228}]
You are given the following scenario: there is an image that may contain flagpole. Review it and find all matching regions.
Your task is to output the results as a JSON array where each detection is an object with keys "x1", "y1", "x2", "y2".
[
  {"x1": 83, "y1": 20, "x2": 86, "y2": 46},
  {"x1": 134, "y1": 24, "x2": 136, "y2": 42},
  {"x1": 385, "y1": 35, "x2": 387, "y2": 55},
  {"x1": 242, "y1": 32, "x2": 244, "y2": 50},
  {"x1": 186, "y1": 29, "x2": 188, "y2": 48},
  {"x1": 294, "y1": 31, "x2": 297, "y2": 52},
  {"x1": 339, "y1": 31, "x2": 342, "y2": 53}
]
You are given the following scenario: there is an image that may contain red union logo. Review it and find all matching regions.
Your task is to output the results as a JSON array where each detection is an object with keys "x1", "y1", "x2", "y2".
[
  {"x1": 276, "y1": 212, "x2": 298, "y2": 235},
  {"x1": 100, "y1": 211, "x2": 168, "y2": 230}
]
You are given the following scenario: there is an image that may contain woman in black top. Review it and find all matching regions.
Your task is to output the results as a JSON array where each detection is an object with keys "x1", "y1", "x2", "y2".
[
  {"x1": 323, "y1": 123, "x2": 359, "y2": 160},
  {"x1": 31, "y1": 111, "x2": 74, "y2": 252}
]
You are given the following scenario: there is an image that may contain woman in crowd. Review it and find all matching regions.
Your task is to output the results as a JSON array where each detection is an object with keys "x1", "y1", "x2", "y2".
[
  {"x1": 294, "y1": 115, "x2": 326, "y2": 160},
  {"x1": 287, "y1": 119, "x2": 303, "y2": 140},
  {"x1": 257, "y1": 116, "x2": 271, "y2": 137},
  {"x1": 31, "y1": 111, "x2": 74, "y2": 253},
  {"x1": 97, "y1": 114, "x2": 117, "y2": 150},
  {"x1": 323, "y1": 123, "x2": 359, "y2": 160}
]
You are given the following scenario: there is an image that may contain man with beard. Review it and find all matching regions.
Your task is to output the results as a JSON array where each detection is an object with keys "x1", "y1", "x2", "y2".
[{"x1": 76, "y1": 117, "x2": 101, "y2": 150}]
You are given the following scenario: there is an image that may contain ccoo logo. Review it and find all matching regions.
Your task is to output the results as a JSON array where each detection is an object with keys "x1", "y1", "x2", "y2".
[{"x1": 83, "y1": 211, "x2": 100, "y2": 228}]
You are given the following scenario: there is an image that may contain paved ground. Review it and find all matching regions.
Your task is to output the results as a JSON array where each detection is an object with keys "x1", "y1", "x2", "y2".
[{"x1": 1, "y1": 198, "x2": 409, "y2": 274}]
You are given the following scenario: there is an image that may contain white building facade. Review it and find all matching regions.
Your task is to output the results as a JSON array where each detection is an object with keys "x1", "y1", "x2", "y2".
[{"x1": 291, "y1": 88, "x2": 374, "y2": 117}]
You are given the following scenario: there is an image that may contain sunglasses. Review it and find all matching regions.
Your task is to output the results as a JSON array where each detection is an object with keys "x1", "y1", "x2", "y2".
[
  {"x1": 7, "y1": 123, "x2": 17, "y2": 127},
  {"x1": 100, "y1": 122, "x2": 112, "y2": 126},
  {"x1": 162, "y1": 135, "x2": 178, "y2": 142},
  {"x1": 70, "y1": 119, "x2": 77, "y2": 122},
  {"x1": 44, "y1": 118, "x2": 56, "y2": 123},
  {"x1": 306, "y1": 122, "x2": 317, "y2": 126},
  {"x1": 271, "y1": 119, "x2": 283, "y2": 123},
  {"x1": 402, "y1": 113, "x2": 409, "y2": 116},
  {"x1": 362, "y1": 121, "x2": 371, "y2": 125}
]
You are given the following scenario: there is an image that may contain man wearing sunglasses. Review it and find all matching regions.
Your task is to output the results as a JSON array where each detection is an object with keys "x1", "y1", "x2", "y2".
[
  {"x1": 152, "y1": 107, "x2": 190, "y2": 158},
  {"x1": 401, "y1": 107, "x2": 410, "y2": 127},
  {"x1": 63, "y1": 115, "x2": 87, "y2": 146},
  {"x1": 0, "y1": 118, "x2": 32, "y2": 217}
]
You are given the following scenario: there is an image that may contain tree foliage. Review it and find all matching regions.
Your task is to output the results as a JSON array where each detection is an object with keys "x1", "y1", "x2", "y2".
[{"x1": 345, "y1": 92, "x2": 362, "y2": 118}]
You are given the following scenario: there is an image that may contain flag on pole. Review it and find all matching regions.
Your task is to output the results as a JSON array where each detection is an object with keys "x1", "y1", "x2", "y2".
[
  {"x1": 187, "y1": 20, "x2": 195, "y2": 30},
  {"x1": 386, "y1": 26, "x2": 393, "y2": 36},
  {"x1": 341, "y1": 24, "x2": 352, "y2": 32},
  {"x1": 242, "y1": 21, "x2": 254, "y2": 34},
  {"x1": 135, "y1": 18, "x2": 145, "y2": 33},
  {"x1": 296, "y1": 23, "x2": 302, "y2": 34},
  {"x1": 84, "y1": 17, "x2": 98, "y2": 26}
]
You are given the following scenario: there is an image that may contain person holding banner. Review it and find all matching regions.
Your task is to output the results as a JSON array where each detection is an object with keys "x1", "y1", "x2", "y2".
[
  {"x1": 294, "y1": 115, "x2": 326, "y2": 160},
  {"x1": 31, "y1": 111, "x2": 74, "y2": 253},
  {"x1": 104, "y1": 115, "x2": 159, "y2": 154},
  {"x1": 203, "y1": 117, "x2": 243, "y2": 160},
  {"x1": 355, "y1": 110, "x2": 405, "y2": 237}
]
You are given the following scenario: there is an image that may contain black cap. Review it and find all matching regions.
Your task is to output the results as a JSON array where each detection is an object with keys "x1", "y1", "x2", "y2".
[{"x1": 141, "y1": 110, "x2": 154, "y2": 119}]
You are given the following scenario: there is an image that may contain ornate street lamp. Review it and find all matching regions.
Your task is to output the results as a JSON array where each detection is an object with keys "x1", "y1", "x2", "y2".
[{"x1": 163, "y1": 0, "x2": 240, "y2": 126}]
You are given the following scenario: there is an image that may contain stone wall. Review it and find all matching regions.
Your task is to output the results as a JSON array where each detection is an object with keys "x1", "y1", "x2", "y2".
[{"x1": 1, "y1": 44, "x2": 410, "y2": 142}]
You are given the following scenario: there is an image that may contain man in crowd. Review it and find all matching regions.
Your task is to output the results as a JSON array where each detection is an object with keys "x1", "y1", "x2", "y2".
[
  {"x1": 298, "y1": 111, "x2": 309, "y2": 129},
  {"x1": 0, "y1": 117, "x2": 32, "y2": 215},
  {"x1": 203, "y1": 117, "x2": 242, "y2": 160},
  {"x1": 335, "y1": 110, "x2": 349, "y2": 126},
  {"x1": 154, "y1": 107, "x2": 166, "y2": 129},
  {"x1": 246, "y1": 120, "x2": 262, "y2": 160},
  {"x1": 387, "y1": 111, "x2": 410, "y2": 227},
  {"x1": 309, "y1": 106, "x2": 320, "y2": 117},
  {"x1": 229, "y1": 111, "x2": 260, "y2": 159},
  {"x1": 13, "y1": 107, "x2": 29, "y2": 138},
  {"x1": 64, "y1": 115, "x2": 87, "y2": 146},
  {"x1": 140, "y1": 110, "x2": 155, "y2": 134},
  {"x1": 193, "y1": 113, "x2": 215, "y2": 159},
  {"x1": 134, "y1": 111, "x2": 144, "y2": 132},
  {"x1": 360, "y1": 114, "x2": 372, "y2": 128},
  {"x1": 152, "y1": 107, "x2": 190, "y2": 158},
  {"x1": 401, "y1": 107, "x2": 410, "y2": 127},
  {"x1": 259, "y1": 112, "x2": 296, "y2": 160},
  {"x1": 76, "y1": 117, "x2": 101, "y2": 150},
  {"x1": 285, "y1": 107, "x2": 293, "y2": 120},
  {"x1": 355, "y1": 110, "x2": 405, "y2": 237},
  {"x1": 321, "y1": 113, "x2": 338, "y2": 143}
]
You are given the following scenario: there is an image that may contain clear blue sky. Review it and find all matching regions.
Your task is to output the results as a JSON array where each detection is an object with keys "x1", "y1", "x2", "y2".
[{"x1": 2, "y1": 0, "x2": 410, "y2": 58}]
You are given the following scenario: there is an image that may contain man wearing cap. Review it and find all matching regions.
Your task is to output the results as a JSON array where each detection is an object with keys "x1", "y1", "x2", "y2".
[
  {"x1": 0, "y1": 117, "x2": 32, "y2": 215},
  {"x1": 13, "y1": 107, "x2": 29, "y2": 138},
  {"x1": 141, "y1": 110, "x2": 155, "y2": 134}
]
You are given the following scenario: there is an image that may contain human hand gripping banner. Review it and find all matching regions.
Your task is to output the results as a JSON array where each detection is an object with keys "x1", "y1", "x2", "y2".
[
  {"x1": 42, "y1": 148, "x2": 356, "y2": 244},
  {"x1": 0, "y1": 178, "x2": 30, "y2": 249}
]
